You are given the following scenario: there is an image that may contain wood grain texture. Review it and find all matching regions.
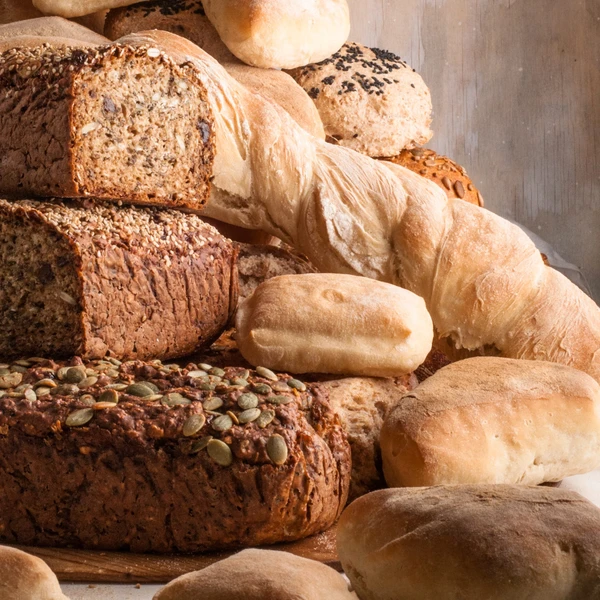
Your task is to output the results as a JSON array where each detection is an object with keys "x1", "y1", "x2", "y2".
[
  {"x1": 348, "y1": 0, "x2": 600, "y2": 300},
  {"x1": 12, "y1": 528, "x2": 339, "y2": 583}
]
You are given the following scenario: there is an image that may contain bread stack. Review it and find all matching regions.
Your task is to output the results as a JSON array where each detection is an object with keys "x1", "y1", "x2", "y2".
[{"x1": 1, "y1": 1, "x2": 600, "y2": 599}]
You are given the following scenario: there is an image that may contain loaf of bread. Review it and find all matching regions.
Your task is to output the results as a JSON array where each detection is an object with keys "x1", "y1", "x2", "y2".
[
  {"x1": 0, "y1": 199, "x2": 237, "y2": 360},
  {"x1": 288, "y1": 42, "x2": 433, "y2": 157},
  {"x1": 0, "y1": 15, "x2": 108, "y2": 44},
  {"x1": 51, "y1": 30, "x2": 600, "y2": 383},
  {"x1": 236, "y1": 243, "x2": 317, "y2": 303},
  {"x1": 236, "y1": 274, "x2": 433, "y2": 377},
  {"x1": 32, "y1": 0, "x2": 134, "y2": 18},
  {"x1": 0, "y1": 41, "x2": 214, "y2": 208},
  {"x1": 0, "y1": 356, "x2": 350, "y2": 552},
  {"x1": 0, "y1": 546, "x2": 68, "y2": 600},
  {"x1": 388, "y1": 147, "x2": 484, "y2": 206},
  {"x1": 338, "y1": 486, "x2": 600, "y2": 600},
  {"x1": 104, "y1": 0, "x2": 325, "y2": 139},
  {"x1": 382, "y1": 357, "x2": 600, "y2": 487},
  {"x1": 154, "y1": 549, "x2": 358, "y2": 600},
  {"x1": 201, "y1": 0, "x2": 350, "y2": 69}
]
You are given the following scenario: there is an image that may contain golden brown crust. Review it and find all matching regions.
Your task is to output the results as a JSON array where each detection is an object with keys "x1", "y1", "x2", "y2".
[{"x1": 387, "y1": 148, "x2": 483, "y2": 206}]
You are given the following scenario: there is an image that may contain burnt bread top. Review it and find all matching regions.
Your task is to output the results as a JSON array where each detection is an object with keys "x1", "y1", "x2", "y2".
[
  {"x1": 0, "y1": 42, "x2": 215, "y2": 208},
  {"x1": 0, "y1": 356, "x2": 350, "y2": 552}
]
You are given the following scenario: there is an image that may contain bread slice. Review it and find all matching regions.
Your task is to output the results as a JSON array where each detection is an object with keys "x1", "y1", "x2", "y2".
[
  {"x1": 0, "y1": 199, "x2": 237, "y2": 360},
  {"x1": 0, "y1": 42, "x2": 214, "y2": 208}
]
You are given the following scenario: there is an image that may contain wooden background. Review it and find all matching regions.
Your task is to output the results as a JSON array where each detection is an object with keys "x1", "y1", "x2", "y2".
[{"x1": 348, "y1": 0, "x2": 600, "y2": 300}]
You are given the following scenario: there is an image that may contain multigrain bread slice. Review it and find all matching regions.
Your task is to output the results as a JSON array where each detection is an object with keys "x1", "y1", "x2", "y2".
[
  {"x1": 0, "y1": 357, "x2": 350, "y2": 552},
  {"x1": 0, "y1": 199, "x2": 237, "y2": 361},
  {"x1": 0, "y1": 42, "x2": 215, "y2": 208}
]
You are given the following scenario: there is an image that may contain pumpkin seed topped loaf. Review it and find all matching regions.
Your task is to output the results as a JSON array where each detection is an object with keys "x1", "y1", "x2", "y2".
[
  {"x1": 0, "y1": 356, "x2": 350, "y2": 553},
  {"x1": 0, "y1": 199, "x2": 238, "y2": 361}
]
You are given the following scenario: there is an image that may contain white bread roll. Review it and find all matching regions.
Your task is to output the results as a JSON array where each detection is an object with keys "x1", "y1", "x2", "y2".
[
  {"x1": 235, "y1": 273, "x2": 433, "y2": 377},
  {"x1": 381, "y1": 357, "x2": 600, "y2": 487},
  {"x1": 32, "y1": 0, "x2": 133, "y2": 18},
  {"x1": 0, "y1": 16, "x2": 108, "y2": 44},
  {"x1": 0, "y1": 546, "x2": 69, "y2": 600},
  {"x1": 338, "y1": 486, "x2": 600, "y2": 600},
  {"x1": 154, "y1": 549, "x2": 357, "y2": 599},
  {"x1": 201, "y1": 0, "x2": 350, "y2": 69}
]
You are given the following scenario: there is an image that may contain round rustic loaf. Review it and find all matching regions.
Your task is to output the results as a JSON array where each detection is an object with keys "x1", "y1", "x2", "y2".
[
  {"x1": 154, "y1": 549, "x2": 358, "y2": 599},
  {"x1": 0, "y1": 546, "x2": 68, "y2": 600},
  {"x1": 201, "y1": 0, "x2": 350, "y2": 69},
  {"x1": 381, "y1": 357, "x2": 600, "y2": 487},
  {"x1": 386, "y1": 148, "x2": 484, "y2": 206},
  {"x1": 338, "y1": 486, "x2": 600, "y2": 600},
  {"x1": 235, "y1": 273, "x2": 434, "y2": 377},
  {"x1": 288, "y1": 42, "x2": 433, "y2": 157}
]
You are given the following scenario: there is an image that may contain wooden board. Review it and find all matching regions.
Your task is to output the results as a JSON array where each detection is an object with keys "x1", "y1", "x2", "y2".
[{"x1": 13, "y1": 527, "x2": 339, "y2": 584}]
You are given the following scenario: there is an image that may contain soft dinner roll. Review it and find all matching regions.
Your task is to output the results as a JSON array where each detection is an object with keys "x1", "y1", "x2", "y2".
[
  {"x1": 338, "y1": 486, "x2": 600, "y2": 600},
  {"x1": 104, "y1": 0, "x2": 325, "y2": 138},
  {"x1": 153, "y1": 549, "x2": 358, "y2": 600},
  {"x1": 288, "y1": 42, "x2": 433, "y2": 157},
  {"x1": 201, "y1": 0, "x2": 350, "y2": 69},
  {"x1": 387, "y1": 148, "x2": 484, "y2": 206},
  {"x1": 381, "y1": 357, "x2": 600, "y2": 487},
  {"x1": 0, "y1": 546, "x2": 69, "y2": 600},
  {"x1": 236, "y1": 273, "x2": 433, "y2": 377}
]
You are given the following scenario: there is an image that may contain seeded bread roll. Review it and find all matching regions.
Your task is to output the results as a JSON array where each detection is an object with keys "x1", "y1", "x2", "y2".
[
  {"x1": 381, "y1": 357, "x2": 600, "y2": 487},
  {"x1": 387, "y1": 148, "x2": 484, "y2": 206},
  {"x1": 338, "y1": 486, "x2": 600, "y2": 600},
  {"x1": 236, "y1": 243, "x2": 317, "y2": 304},
  {"x1": 0, "y1": 546, "x2": 68, "y2": 600},
  {"x1": 104, "y1": 0, "x2": 325, "y2": 139},
  {"x1": 287, "y1": 42, "x2": 433, "y2": 157},
  {"x1": 0, "y1": 199, "x2": 237, "y2": 361},
  {"x1": 154, "y1": 549, "x2": 358, "y2": 600},
  {"x1": 0, "y1": 357, "x2": 350, "y2": 552},
  {"x1": 201, "y1": 0, "x2": 350, "y2": 70},
  {"x1": 236, "y1": 273, "x2": 434, "y2": 377},
  {"x1": 0, "y1": 42, "x2": 214, "y2": 208}
]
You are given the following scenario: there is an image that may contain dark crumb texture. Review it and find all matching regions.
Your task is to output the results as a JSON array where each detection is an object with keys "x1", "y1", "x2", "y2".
[
  {"x1": 0, "y1": 357, "x2": 350, "y2": 553},
  {"x1": 0, "y1": 43, "x2": 214, "y2": 209},
  {"x1": 0, "y1": 199, "x2": 237, "y2": 361}
]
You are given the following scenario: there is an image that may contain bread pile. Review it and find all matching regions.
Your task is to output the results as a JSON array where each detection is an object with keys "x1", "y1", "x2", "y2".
[{"x1": 0, "y1": 1, "x2": 600, "y2": 599}]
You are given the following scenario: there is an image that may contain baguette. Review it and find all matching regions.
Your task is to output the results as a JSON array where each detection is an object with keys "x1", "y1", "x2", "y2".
[{"x1": 116, "y1": 31, "x2": 600, "y2": 382}]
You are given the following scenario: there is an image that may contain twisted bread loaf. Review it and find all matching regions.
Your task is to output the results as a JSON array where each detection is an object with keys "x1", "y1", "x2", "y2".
[{"x1": 61, "y1": 31, "x2": 600, "y2": 382}]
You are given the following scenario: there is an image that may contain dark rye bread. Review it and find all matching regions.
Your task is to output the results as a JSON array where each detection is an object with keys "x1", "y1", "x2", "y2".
[
  {"x1": 0, "y1": 42, "x2": 214, "y2": 209},
  {"x1": 0, "y1": 356, "x2": 350, "y2": 553},
  {"x1": 0, "y1": 199, "x2": 237, "y2": 360}
]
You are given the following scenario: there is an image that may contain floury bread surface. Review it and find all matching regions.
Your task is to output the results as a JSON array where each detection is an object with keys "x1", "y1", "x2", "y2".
[
  {"x1": 115, "y1": 31, "x2": 600, "y2": 383},
  {"x1": 0, "y1": 357, "x2": 350, "y2": 552},
  {"x1": 381, "y1": 357, "x2": 600, "y2": 486},
  {"x1": 338, "y1": 486, "x2": 600, "y2": 600},
  {"x1": 236, "y1": 274, "x2": 433, "y2": 377},
  {"x1": 154, "y1": 549, "x2": 358, "y2": 600},
  {"x1": 0, "y1": 41, "x2": 214, "y2": 208},
  {"x1": 0, "y1": 199, "x2": 237, "y2": 360}
]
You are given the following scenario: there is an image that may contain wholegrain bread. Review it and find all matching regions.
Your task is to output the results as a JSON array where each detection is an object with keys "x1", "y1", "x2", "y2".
[
  {"x1": 381, "y1": 357, "x2": 600, "y2": 486},
  {"x1": 338, "y1": 486, "x2": 600, "y2": 600},
  {"x1": 0, "y1": 546, "x2": 68, "y2": 600},
  {"x1": 105, "y1": 0, "x2": 325, "y2": 138},
  {"x1": 154, "y1": 549, "x2": 357, "y2": 600},
  {"x1": 388, "y1": 147, "x2": 484, "y2": 206},
  {"x1": 288, "y1": 42, "x2": 433, "y2": 157},
  {"x1": 201, "y1": 0, "x2": 350, "y2": 69},
  {"x1": 0, "y1": 199, "x2": 237, "y2": 360},
  {"x1": 236, "y1": 273, "x2": 433, "y2": 377},
  {"x1": 0, "y1": 41, "x2": 215, "y2": 209},
  {"x1": 0, "y1": 358, "x2": 350, "y2": 552}
]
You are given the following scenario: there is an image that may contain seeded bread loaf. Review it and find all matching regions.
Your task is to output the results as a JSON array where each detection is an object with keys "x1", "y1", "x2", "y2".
[
  {"x1": 0, "y1": 199, "x2": 237, "y2": 361},
  {"x1": 0, "y1": 356, "x2": 350, "y2": 552},
  {"x1": 0, "y1": 41, "x2": 214, "y2": 208}
]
